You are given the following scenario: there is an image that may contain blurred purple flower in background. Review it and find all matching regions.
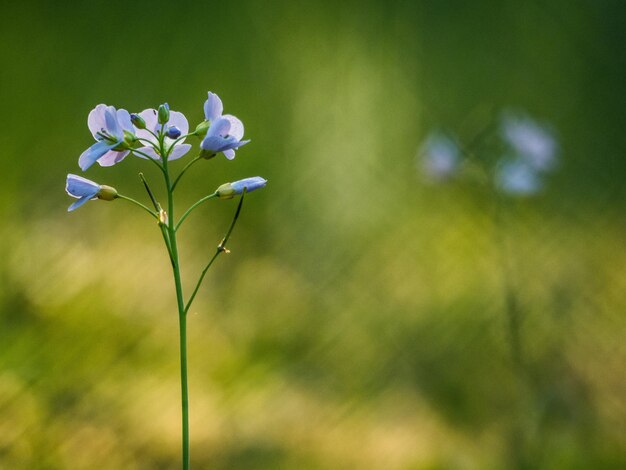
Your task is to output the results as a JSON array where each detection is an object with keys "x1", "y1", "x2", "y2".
[
  {"x1": 418, "y1": 131, "x2": 461, "y2": 181},
  {"x1": 79, "y1": 105, "x2": 135, "y2": 170},
  {"x1": 501, "y1": 111, "x2": 558, "y2": 171},
  {"x1": 495, "y1": 159, "x2": 542, "y2": 196}
]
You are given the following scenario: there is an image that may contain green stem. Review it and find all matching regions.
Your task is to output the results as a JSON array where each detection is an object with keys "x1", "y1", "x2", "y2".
[
  {"x1": 175, "y1": 192, "x2": 218, "y2": 232},
  {"x1": 159, "y1": 131, "x2": 190, "y2": 470},
  {"x1": 184, "y1": 192, "x2": 245, "y2": 314},
  {"x1": 115, "y1": 194, "x2": 158, "y2": 219}
]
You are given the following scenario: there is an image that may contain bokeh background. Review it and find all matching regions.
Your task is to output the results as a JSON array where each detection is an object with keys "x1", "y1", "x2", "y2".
[{"x1": 1, "y1": 0, "x2": 625, "y2": 468}]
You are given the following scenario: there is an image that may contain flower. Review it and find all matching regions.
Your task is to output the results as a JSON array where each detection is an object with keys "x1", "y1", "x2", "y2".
[
  {"x1": 495, "y1": 159, "x2": 542, "y2": 196},
  {"x1": 200, "y1": 92, "x2": 250, "y2": 160},
  {"x1": 79, "y1": 104, "x2": 136, "y2": 171},
  {"x1": 133, "y1": 106, "x2": 191, "y2": 161},
  {"x1": 216, "y1": 177, "x2": 267, "y2": 199},
  {"x1": 419, "y1": 131, "x2": 461, "y2": 181},
  {"x1": 65, "y1": 174, "x2": 117, "y2": 211},
  {"x1": 501, "y1": 112, "x2": 558, "y2": 172}
]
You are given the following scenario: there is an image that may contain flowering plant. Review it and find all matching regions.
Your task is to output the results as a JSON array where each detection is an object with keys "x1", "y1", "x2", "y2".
[{"x1": 66, "y1": 92, "x2": 267, "y2": 469}]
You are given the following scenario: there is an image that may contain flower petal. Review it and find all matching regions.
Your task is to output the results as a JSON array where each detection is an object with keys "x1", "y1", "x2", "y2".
[
  {"x1": 87, "y1": 104, "x2": 109, "y2": 139},
  {"x1": 97, "y1": 149, "x2": 130, "y2": 167},
  {"x1": 68, "y1": 196, "x2": 93, "y2": 212},
  {"x1": 168, "y1": 111, "x2": 189, "y2": 136},
  {"x1": 104, "y1": 106, "x2": 122, "y2": 139},
  {"x1": 223, "y1": 149, "x2": 236, "y2": 160},
  {"x1": 135, "y1": 109, "x2": 159, "y2": 143},
  {"x1": 231, "y1": 177, "x2": 267, "y2": 193},
  {"x1": 78, "y1": 140, "x2": 118, "y2": 171},
  {"x1": 222, "y1": 114, "x2": 244, "y2": 140},
  {"x1": 206, "y1": 117, "x2": 231, "y2": 138},
  {"x1": 66, "y1": 174, "x2": 100, "y2": 198},
  {"x1": 204, "y1": 92, "x2": 223, "y2": 121},
  {"x1": 168, "y1": 143, "x2": 191, "y2": 161},
  {"x1": 116, "y1": 108, "x2": 134, "y2": 133}
]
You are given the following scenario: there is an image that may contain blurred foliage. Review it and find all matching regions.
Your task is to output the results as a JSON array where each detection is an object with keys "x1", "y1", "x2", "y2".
[{"x1": 1, "y1": 0, "x2": 625, "y2": 468}]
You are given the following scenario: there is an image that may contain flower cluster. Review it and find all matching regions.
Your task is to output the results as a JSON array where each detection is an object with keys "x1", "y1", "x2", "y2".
[
  {"x1": 66, "y1": 91, "x2": 264, "y2": 211},
  {"x1": 417, "y1": 110, "x2": 559, "y2": 196}
]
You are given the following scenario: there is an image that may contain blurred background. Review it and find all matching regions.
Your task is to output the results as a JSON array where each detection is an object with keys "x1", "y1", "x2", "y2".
[{"x1": 1, "y1": 0, "x2": 624, "y2": 468}]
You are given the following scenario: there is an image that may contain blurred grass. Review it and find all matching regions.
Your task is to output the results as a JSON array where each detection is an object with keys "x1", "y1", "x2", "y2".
[{"x1": 1, "y1": 0, "x2": 625, "y2": 468}]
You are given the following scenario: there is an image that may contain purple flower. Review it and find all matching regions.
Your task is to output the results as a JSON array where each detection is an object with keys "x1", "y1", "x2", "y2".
[
  {"x1": 419, "y1": 131, "x2": 461, "y2": 181},
  {"x1": 501, "y1": 112, "x2": 558, "y2": 172},
  {"x1": 495, "y1": 159, "x2": 542, "y2": 196},
  {"x1": 134, "y1": 107, "x2": 191, "y2": 161},
  {"x1": 65, "y1": 174, "x2": 117, "y2": 211},
  {"x1": 79, "y1": 104, "x2": 135, "y2": 171},
  {"x1": 200, "y1": 92, "x2": 250, "y2": 160},
  {"x1": 216, "y1": 176, "x2": 267, "y2": 199}
]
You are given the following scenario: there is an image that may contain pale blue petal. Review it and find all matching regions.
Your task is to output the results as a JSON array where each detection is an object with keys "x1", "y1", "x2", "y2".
[
  {"x1": 204, "y1": 92, "x2": 223, "y2": 121},
  {"x1": 223, "y1": 149, "x2": 236, "y2": 160},
  {"x1": 78, "y1": 140, "x2": 118, "y2": 171},
  {"x1": 206, "y1": 117, "x2": 231, "y2": 138},
  {"x1": 66, "y1": 174, "x2": 100, "y2": 198},
  {"x1": 223, "y1": 114, "x2": 244, "y2": 140},
  {"x1": 231, "y1": 177, "x2": 267, "y2": 194},
  {"x1": 87, "y1": 104, "x2": 109, "y2": 139},
  {"x1": 168, "y1": 143, "x2": 191, "y2": 161},
  {"x1": 104, "y1": 106, "x2": 122, "y2": 139},
  {"x1": 116, "y1": 108, "x2": 134, "y2": 133},
  {"x1": 169, "y1": 111, "x2": 189, "y2": 136},
  {"x1": 98, "y1": 149, "x2": 130, "y2": 167},
  {"x1": 68, "y1": 196, "x2": 92, "y2": 212}
]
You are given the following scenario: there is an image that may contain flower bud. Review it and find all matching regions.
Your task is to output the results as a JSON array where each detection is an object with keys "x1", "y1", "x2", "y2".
[
  {"x1": 216, "y1": 177, "x2": 267, "y2": 199},
  {"x1": 215, "y1": 183, "x2": 236, "y2": 199},
  {"x1": 130, "y1": 113, "x2": 146, "y2": 129},
  {"x1": 166, "y1": 126, "x2": 181, "y2": 139},
  {"x1": 194, "y1": 120, "x2": 210, "y2": 137},
  {"x1": 97, "y1": 185, "x2": 118, "y2": 201},
  {"x1": 158, "y1": 103, "x2": 170, "y2": 124},
  {"x1": 123, "y1": 130, "x2": 138, "y2": 144}
]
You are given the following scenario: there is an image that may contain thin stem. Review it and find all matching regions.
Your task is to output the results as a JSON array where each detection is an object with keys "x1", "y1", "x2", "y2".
[
  {"x1": 116, "y1": 194, "x2": 158, "y2": 219},
  {"x1": 175, "y1": 192, "x2": 218, "y2": 232},
  {"x1": 171, "y1": 155, "x2": 202, "y2": 192},
  {"x1": 138, "y1": 172, "x2": 173, "y2": 258},
  {"x1": 159, "y1": 130, "x2": 190, "y2": 470},
  {"x1": 184, "y1": 192, "x2": 245, "y2": 314}
]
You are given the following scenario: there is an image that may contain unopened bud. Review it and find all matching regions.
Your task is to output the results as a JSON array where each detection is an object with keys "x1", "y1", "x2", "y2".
[
  {"x1": 97, "y1": 185, "x2": 118, "y2": 201},
  {"x1": 215, "y1": 182, "x2": 236, "y2": 199},
  {"x1": 158, "y1": 103, "x2": 170, "y2": 124},
  {"x1": 123, "y1": 130, "x2": 138, "y2": 144},
  {"x1": 215, "y1": 177, "x2": 267, "y2": 199},
  {"x1": 194, "y1": 120, "x2": 210, "y2": 137},
  {"x1": 166, "y1": 126, "x2": 181, "y2": 139},
  {"x1": 130, "y1": 113, "x2": 146, "y2": 129}
]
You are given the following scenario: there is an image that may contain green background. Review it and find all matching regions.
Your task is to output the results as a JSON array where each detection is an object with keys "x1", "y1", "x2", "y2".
[{"x1": 1, "y1": 1, "x2": 624, "y2": 468}]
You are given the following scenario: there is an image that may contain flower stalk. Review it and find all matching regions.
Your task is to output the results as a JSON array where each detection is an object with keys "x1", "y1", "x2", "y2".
[{"x1": 66, "y1": 92, "x2": 266, "y2": 470}]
